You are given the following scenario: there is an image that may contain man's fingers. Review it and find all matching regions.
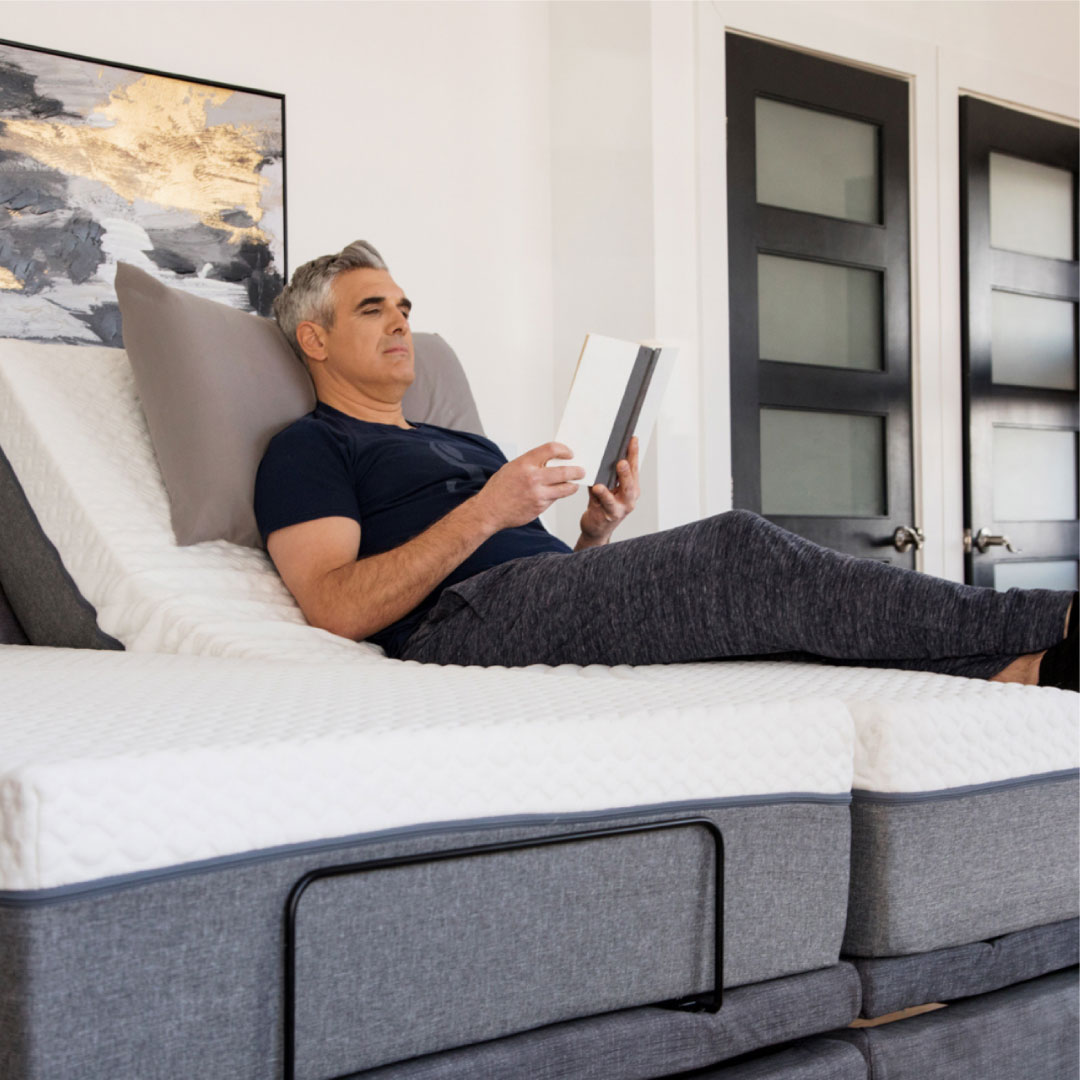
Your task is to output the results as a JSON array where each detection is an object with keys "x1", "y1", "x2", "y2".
[
  {"x1": 544, "y1": 464, "x2": 586, "y2": 484},
  {"x1": 532, "y1": 441, "x2": 573, "y2": 462},
  {"x1": 591, "y1": 484, "x2": 619, "y2": 519},
  {"x1": 591, "y1": 483, "x2": 616, "y2": 507}
]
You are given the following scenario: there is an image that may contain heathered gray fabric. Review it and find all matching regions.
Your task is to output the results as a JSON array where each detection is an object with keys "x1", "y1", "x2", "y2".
[
  {"x1": 678, "y1": 1037, "x2": 867, "y2": 1080},
  {"x1": 836, "y1": 967, "x2": 1079, "y2": 1080},
  {"x1": 0, "y1": 801, "x2": 848, "y2": 1080},
  {"x1": 0, "y1": 581, "x2": 27, "y2": 644},
  {"x1": 400, "y1": 511, "x2": 1071, "y2": 676},
  {"x1": 348, "y1": 964, "x2": 862, "y2": 1080},
  {"x1": 844, "y1": 775, "x2": 1080, "y2": 956},
  {"x1": 853, "y1": 917, "x2": 1079, "y2": 1017},
  {"x1": 0, "y1": 441, "x2": 122, "y2": 650}
]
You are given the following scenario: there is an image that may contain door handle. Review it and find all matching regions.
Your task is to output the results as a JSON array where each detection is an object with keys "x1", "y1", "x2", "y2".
[
  {"x1": 892, "y1": 525, "x2": 924, "y2": 553},
  {"x1": 968, "y1": 527, "x2": 1022, "y2": 554}
]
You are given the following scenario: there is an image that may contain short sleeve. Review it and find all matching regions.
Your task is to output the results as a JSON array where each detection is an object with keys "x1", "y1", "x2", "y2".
[{"x1": 254, "y1": 419, "x2": 361, "y2": 543}]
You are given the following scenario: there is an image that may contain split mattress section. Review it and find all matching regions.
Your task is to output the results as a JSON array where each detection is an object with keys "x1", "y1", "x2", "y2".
[
  {"x1": 587, "y1": 661, "x2": 1080, "y2": 958},
  {"x1": 0, "y1": 646, "x2": 855, "y2": 1079}
]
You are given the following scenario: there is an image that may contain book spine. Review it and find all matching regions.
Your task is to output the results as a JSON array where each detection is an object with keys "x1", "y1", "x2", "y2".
[{"x1": 596, "y1": 346, "x2": 658, "y2": 488}]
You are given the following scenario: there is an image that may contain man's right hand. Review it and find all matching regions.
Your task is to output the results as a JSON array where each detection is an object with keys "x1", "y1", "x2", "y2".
[
  {"x1": 268, "y1": 441, "x2": 584, "y2": 642},
  {"x1": 473, "y1": 442, "x2": 585, "y2": 531}
]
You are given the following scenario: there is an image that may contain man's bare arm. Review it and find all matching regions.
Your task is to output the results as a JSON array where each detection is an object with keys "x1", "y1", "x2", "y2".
[{"x1": 267, "y1": 442, "x2": 584, "y2": 641}]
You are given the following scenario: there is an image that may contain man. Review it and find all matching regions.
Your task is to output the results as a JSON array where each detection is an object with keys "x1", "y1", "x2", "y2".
[{"x1": 255, "y1": 241, "x2": 1077, "y2": 689}]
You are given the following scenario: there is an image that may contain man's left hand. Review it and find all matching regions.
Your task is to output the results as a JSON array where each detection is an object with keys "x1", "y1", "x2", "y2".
[{"x1": 575, "y1": 436, "x2": 640, "y2": 550}]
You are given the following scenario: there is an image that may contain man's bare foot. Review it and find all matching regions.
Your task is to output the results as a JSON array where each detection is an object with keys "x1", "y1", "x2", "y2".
[{"x1": 991, "y1": 652, "x2": 1046, "y2": 685}]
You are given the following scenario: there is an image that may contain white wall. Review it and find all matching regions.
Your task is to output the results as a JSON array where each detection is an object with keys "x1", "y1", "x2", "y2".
[
  {"x1": 548, "y1": 1, "x2": 658, "y2": 541},
  {"x1": 0, "y1": 0, "x2": 556, "y2": 460}
]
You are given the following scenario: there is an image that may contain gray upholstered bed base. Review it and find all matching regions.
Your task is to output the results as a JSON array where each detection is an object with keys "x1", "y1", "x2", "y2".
[
  {"x1": 0, "y1": 799, "x2": 850, "y2": 1080},
  {"x1": 349, "y1": 959, "x2": 1080, "y2": 1080},
  {"x1": 0, "y1": 580, "x2": 27, "y2": 644},
  {"x1": 679, "y1": 1037, "x2": 869, "y2": 1080},
  {"x1": 844, "y1": 772, "x2": 1080, "y2": 957},
  {"x1": 836, "y1": 966, "x2": 1079, "y2": 1080},
  {"x1": 852, "y1": 917, "x2": 1079, "y2": 1018},
  {"x1": 349, "y1": 964, "x2": 863, "y2": 1080},
  {"x1": 0, "y1": 440, "x2": 121, "y2": 650}
]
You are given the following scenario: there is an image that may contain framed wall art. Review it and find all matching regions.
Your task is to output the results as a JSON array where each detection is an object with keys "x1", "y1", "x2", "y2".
[{"x1": 0, "y1": 38, "x2": 287, "y2": 347}]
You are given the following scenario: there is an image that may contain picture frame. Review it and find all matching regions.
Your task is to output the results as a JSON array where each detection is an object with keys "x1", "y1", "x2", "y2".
[{"x1": 0, "y1": 38, "x2": 287, "y2": 347}]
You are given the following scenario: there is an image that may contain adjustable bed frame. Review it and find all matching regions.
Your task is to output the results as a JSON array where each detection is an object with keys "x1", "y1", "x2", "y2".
[{"x1": 0, "y1": 328, "x2": 1076, "y2": 1080}]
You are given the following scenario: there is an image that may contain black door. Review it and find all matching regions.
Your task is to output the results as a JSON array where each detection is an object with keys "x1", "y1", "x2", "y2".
[
  {"x1": 726, "y1": 34, "x2": 917, "y2": 565},
  {"x1": 960, "y1": 97, "x2": 1079, "y2": 590}
]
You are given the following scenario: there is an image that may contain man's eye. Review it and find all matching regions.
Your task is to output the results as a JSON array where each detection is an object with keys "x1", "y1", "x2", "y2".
[{"x1": 362, "y1": 308, "x2": 379, "y2": 315}]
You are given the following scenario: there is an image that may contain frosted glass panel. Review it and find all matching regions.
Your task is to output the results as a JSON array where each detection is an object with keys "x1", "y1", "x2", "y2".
[
  {"x1": 761, "y1": 408, "x2": 885, "y2": 516},
  {"x1": 992, "y1": 290, "x2": 1077, "y2": 390},
  {"x1": 993, "y1": 427, "x2": 1078, "y2": 521},
  {"x1": 758, "y1": 255, "x2": 882, "y2": 370},
  {"x1": 994, "y1": 560, "x2": 1079, "y2": 592},
  {"x1": 989, "y1": 153, "x2": 1075, "y2": 261},
  {"x1": 756, "y1": 98, "x2": 879, "y2": 223}
]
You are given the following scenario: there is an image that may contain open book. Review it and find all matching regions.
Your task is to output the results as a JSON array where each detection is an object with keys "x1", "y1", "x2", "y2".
[{"x1": 552, "y1": 334, "x2": 678, "y2": 489}]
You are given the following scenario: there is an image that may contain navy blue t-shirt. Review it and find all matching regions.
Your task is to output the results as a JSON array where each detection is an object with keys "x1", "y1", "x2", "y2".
[{"x1": 254, "y1": 402, "x2": 571, "y2": 656}]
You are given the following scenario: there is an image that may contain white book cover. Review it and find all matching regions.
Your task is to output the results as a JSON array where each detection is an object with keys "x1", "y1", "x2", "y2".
[{"x1": 551, "y1": 334, "x2": 678, "y2": 486}]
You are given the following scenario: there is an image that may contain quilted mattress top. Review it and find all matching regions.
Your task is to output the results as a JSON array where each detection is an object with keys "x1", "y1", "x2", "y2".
[
  {"x1": 0, "y1": 645, "x2": 857, "y2": 892},
  {"x1": 2, "y1": 643, "x2": 1076, "y2": 893}
]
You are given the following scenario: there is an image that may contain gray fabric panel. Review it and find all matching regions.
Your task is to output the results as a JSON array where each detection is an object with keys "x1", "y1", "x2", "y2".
[
  {"x1": 844, "y1": 775, "x2": 1079, "y2": 956},
  {"x1": 0, "y1": 802, "x2": 848, "y2": 1080},
  {"x1": 349, "y1": 965, "x2": 862, "y2": 1080},
  {"x1": 0, "y1": 441, "x2": 122, "y2": 650},
  {"x1": 853, "y1": 917, "x2": 1079, "y2": 1017},
  {"x1": 0, "y1": 580, "x2": 28, "y2": 644},
  {"x1": 836, "y1": 967, "x2": 1079, "y2": 1080},
  {"x1": 677, "y1": 1037, "x2": 867, "y2": 1080}
]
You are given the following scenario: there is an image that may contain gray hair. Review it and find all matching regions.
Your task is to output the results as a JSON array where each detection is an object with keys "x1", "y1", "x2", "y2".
[{"x1": 272, "y1": 240, "x2": 388, "y2": 362}]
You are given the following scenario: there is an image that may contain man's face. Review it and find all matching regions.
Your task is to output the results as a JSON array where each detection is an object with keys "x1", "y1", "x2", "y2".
[{"x1": 309, "y1": 267, "x2": 414, "y2": 397}]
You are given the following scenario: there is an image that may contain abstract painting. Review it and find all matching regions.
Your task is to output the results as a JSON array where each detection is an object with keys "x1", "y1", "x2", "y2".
[{"x1": 0, "y1": 39, "x2": 286, "y2": 346}]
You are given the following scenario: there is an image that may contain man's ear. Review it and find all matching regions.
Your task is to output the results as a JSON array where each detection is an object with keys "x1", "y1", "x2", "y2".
[{"x1": 296, "y1": 321, "x2": 328, "y2": 363}]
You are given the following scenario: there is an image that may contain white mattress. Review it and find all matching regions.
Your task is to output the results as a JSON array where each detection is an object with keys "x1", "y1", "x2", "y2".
[
  {"x1": 2, "y1": 643, "x2": 1076, "y2": 893},
  {"x1": 585, "y1": 662, "x2": 1080, "y2": 794},
  {"x1": 0, "y1": 645, "x2": 856, "y2": 892}
]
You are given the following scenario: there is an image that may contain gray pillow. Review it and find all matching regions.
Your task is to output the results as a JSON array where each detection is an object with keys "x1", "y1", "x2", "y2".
[{"x1": 115, "y1": 263, "x2": 483, "y2": 549}]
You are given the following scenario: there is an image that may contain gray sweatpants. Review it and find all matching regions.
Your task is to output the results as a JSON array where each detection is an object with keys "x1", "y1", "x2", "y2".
[{"x1": 399, "y1": 510, "x2": 1072, "y2": 679}]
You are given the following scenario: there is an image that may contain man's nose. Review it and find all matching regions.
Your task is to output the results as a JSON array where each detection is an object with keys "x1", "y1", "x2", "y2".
[{"x1": 387, "y1": 308, "x2": 408, "y2": 333}]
